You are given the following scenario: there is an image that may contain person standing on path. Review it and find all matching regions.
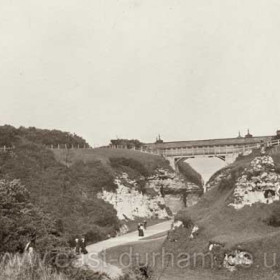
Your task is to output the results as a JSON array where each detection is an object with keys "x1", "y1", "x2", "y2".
[
  {"x1": 75, "y1": 238, "x2": 80, "y2": 255},
  {"x1": 138, "y1": 224, "x2": 144, "y2": 237},
  {"x1": 143, "y1": 220, "x2": 147, "y2": 230},
  {"x1": 80, "y1": 237, "x2": 88, "y2": 254}
]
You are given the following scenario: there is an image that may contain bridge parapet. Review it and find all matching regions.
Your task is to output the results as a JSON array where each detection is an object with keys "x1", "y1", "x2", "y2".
[{"x1": 44, "y1": 139, "x2": 280, "y2": 160}]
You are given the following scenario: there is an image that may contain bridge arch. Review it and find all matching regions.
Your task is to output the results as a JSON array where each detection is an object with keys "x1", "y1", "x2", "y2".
[
  {"x1": 167, "y1": 154, "x2": 237, "y2": 172},
  {"x1": 173, "y1": 156, "x2": 229, "y2": 192}
]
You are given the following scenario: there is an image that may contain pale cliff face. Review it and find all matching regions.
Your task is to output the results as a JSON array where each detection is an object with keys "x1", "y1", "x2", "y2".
[
  {"x1": 100, "y1": 173, "x2": 169, "y2": 220},
  {"x1": 229, "y1": 156, "x2": 280, "y2": 209},
  {"x1": 99, "y1": 170, "x2": 201, "y2": 220},
  {"x1": 206, "y1": 155, "x2": 280, "y2": 209}
]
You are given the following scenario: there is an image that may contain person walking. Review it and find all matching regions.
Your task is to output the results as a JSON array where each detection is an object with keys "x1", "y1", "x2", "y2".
[
  {"x1": 143, "y1": 220, "x2": 147, "y2": 230},
  {"x1": 74, "y1": 238, "x2": 80, "y2": 255},
  {"x1": 80, "y1": 237, "x2": 88, "y2": 254},
  {"x1": 138, "y1": 224, "x2": 144, "y2": 237}
]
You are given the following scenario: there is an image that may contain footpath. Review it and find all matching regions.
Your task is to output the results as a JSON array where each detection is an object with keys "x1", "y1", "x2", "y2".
[{"x1": 75, "y1": 220, "x2": 172, "y2": 279}]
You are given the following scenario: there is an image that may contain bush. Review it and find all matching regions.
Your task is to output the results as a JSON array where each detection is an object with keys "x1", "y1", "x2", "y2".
[
  {"x1": 217, "y1": 166, "x2": 243, "y2": 191},
  {"x1": 110, "y1": 157, "x2": 149, "y2": 177},
  {"x1": 266, "y1": 214, "x2": 280, "y2": 227},
  {"x1": 110, "y1": 139, "x2": 143, "y2": 149},
  {"x1": 85, "y1": 230, "x2": 103, "y2": 244},
  {"x1": 0, "y1": 179, "x2": 66, "y2": 254},
  {"x1": 266, "y1": 204, "x2": 280, "y2": 227},
  {"x1": 175, "y1": 211, "x2": 194, "y2": 228},
  {"x1": 121, "y1": 263, "x2": 154, "y2": 280},
  {"x1": 0, "y1": 125, "x2": 89, "y2": 148},
  {"x1": 0, "y1": 143, "x2": 120, "y2": 245}
]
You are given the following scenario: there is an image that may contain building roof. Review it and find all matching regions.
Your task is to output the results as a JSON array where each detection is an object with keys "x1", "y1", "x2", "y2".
[{"x1": 144, "y1": 135, "x2": 273, "y2": 150}]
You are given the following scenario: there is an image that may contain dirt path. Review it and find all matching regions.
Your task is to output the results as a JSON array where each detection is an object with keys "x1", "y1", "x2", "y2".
[{"x1": 75, "y1": 220, "x2": 172, "y2": 279}]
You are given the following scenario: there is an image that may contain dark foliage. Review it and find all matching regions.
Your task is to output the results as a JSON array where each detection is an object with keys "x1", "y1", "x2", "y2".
[
  {"x1": 218, "y1": 166, "x2": 244, "y2": 191},
  {"x1": 271, "y1": 153, "x2": 280, "y2": 175},
  {"x1": 0, "y1": 142, "x2": 120, "y2": 244},
  {"x1": 0, "y1": 179, "x2": 66, "y2": 254},
  {"x1": 121, "y1": 263, "x2": 154, "y2": 280},
  {"x1": 175, "y1": 211, "x2": 194, "y2": 228},
  {"x1": 110, "y1": 139, "x2": 143, "y2": 149},
  {"x1": 0, "y1": 125, "x2": 89, "y2": 148},
  {"x1": 110, "y1": 157, "x2": 149, "y2": 177},
  {"x1": 266, "y1": 203, "x2": 280, "y2": 227},
  {"x1": 177, "y1": 161, "x2": 203, "y2": 187}
]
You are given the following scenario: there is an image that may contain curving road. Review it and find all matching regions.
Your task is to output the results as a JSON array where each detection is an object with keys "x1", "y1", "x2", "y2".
[{"x1": 75, "y1": 220, "x2": 172, "y2": 279}]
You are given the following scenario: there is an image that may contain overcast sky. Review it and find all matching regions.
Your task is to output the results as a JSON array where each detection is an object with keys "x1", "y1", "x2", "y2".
[{"x1": 1, "y1": 0, "x2": 280, "y2": 146}]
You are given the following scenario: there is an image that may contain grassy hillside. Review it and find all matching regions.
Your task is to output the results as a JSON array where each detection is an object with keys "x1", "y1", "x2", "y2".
[
  {"x1": 0, "y1": 143, "x2": 119, "y2": 242},
  {"x1": 53, "y1": 147, "x2": 171, "y2": 175},
  {"x1": 151, "y1": 149, "x2": 280, "y2": 280},
  {"x1": 177, "y1": 160, "x2": 203, "y2": 188},
  {"x1": 0, "y1": 125, "x2": 172, "y2": 246}
]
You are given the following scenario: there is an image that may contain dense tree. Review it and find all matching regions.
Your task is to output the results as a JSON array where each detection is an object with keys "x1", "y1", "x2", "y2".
[
  {"x1": 0, "y1": 179, "x2": 66, "y2": 254},
  {"x1": 110, "y1": 139, "x2": 143, "y2": 149},
  {"x1": 0, "y1": 125, "x2": 89, "y2": 148},
  {"x1": 0, "y1": 142, "x2": 119, "y2": 244}
]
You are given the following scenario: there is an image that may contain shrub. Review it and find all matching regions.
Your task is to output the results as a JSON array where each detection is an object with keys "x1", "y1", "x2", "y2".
[
  {"x1": 0, "y1": 125, "x2": 89, "y2": 148},
  {"x1": 266, "y1": 204, "x2": 280, "y2": 227},
  {"x1": 0, "y1": 179, "x2": 66, "y2": 254},
  {"x1": 266, "y1": 214, "x2": 280, "y2": 227},
  {"x1": 121, "y1": 263, "x2": 154, "y2": 280},
  {"x1": 110, "y1": 139, "x2": 143, "y2": 149},
  {"x1": 0, "y1": 142, "x2": 120, "y2": 244},
  {"x1": 84, "y1": 230, "x2": 103, "y2": 244},
  {"x1": 175, "y1": 211, "x2": 194, "y2": 228},
  {"x1": 218, "y1": 166, "x2": 243, "y2": 191},
  {"x1": 110, "y1": 157, "x2": 149, "y2": 177}
]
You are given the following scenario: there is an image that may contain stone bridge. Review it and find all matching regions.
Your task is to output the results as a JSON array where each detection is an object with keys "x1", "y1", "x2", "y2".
[{"x1": 144, "y1": 135, "x2": 277, "y2": 169}]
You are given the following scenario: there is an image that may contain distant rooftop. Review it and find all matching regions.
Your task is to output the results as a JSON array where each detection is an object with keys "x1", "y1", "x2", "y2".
[{"x1": 144, "y1": 134, "x2": 273, "y2": 149}]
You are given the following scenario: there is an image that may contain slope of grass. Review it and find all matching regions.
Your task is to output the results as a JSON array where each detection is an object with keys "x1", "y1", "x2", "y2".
[
  {"x1": 0, "y1": 126, "x2": 174, "y2": 248},
  {"x1": 53, "y1": 148, "x2": 171, "y2": 175},
  {"x1": 177, "y1": 160, "x2": 203, "y2": 188},
  {"x1": 0, "y1": 143, "x2": 119, "y2": 244},
  {"x1": 0, "y1": 125, "x2": 177, "y2": 279}
]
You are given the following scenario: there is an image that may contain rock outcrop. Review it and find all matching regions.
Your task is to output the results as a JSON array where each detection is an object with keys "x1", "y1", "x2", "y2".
[
  {"x1": 223, "y1": 250, "x2": 253, "y2": 271},
  {"x1": 229, "y1": 156, "x2": 280, "y2": 209},
  {"x1": 99, "y1": 169, "x2": 201, "y2": 220},
  {"x1": 100, "y1": 173, "x2": 169, "y2": 220}
]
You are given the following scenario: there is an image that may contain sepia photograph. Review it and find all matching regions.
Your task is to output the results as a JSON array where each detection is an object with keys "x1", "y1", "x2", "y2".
[{"x1": 1, "y1": 0, "x2": 280, "y2": 279}]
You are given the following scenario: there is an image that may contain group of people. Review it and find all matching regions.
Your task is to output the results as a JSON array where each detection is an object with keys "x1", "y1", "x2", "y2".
[
  {"x1": 74, "y1": 237, "x2": 88, "y2": 255},
  {"x1": 137, "y1": 220, "x2": 147, "y2": 237}
]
